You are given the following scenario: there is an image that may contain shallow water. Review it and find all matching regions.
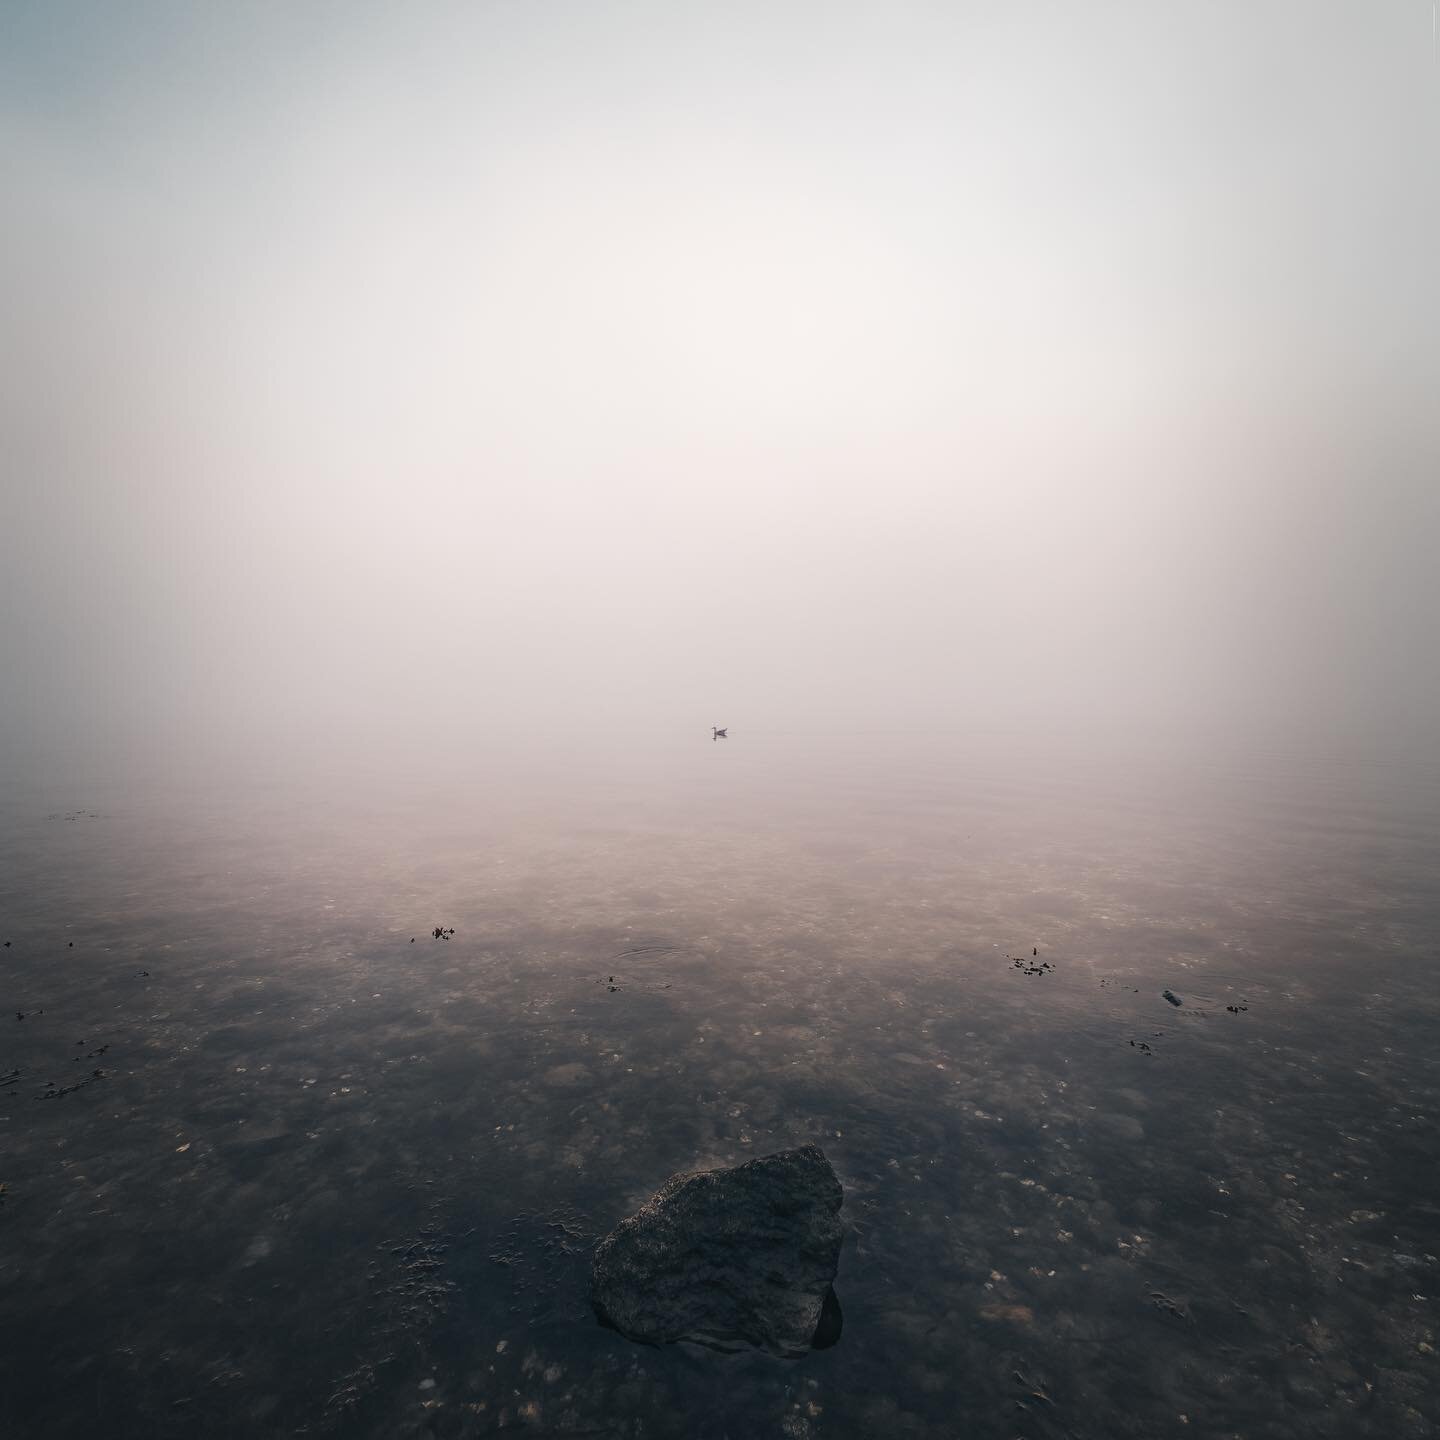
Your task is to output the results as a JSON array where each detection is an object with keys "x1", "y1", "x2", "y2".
[{"x1": 2, "y1": 726, "x2": 1437, "y2": 1439}]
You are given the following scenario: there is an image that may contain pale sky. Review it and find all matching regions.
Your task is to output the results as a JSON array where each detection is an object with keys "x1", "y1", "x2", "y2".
[{"x1": 2, "y1": 1, "x2": 1437, "y2": 758}]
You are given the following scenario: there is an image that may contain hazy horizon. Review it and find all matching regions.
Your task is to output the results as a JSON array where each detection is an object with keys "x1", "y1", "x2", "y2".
[{"x1": 4, "y1": 1, "x2": 1438, "y2": 763}]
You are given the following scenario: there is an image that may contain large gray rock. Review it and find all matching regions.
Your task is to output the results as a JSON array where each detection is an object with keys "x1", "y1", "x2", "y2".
[{"x1": 590, "y1": 1143, "x2": 844, "y2": 1357}]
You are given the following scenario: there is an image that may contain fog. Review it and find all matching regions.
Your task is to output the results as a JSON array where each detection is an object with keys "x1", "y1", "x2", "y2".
[{"x1": 3, "y1": 1, "x2": 1437, "y2": 768}]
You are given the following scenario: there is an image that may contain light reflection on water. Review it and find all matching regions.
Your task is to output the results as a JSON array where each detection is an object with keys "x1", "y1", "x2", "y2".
[{"x1": 1, "y1": 727, "x2": 1437, "y2": 1439}]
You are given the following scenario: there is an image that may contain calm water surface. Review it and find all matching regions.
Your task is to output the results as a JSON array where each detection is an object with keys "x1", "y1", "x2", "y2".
[{"x1": 2, "y1": 727, "x2": 1437, "y2": 1439}]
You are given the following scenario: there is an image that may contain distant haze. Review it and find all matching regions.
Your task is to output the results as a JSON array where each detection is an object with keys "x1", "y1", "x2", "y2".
[{"x1": 3, "y1": 1, "x2": 1437, "y2": 765}]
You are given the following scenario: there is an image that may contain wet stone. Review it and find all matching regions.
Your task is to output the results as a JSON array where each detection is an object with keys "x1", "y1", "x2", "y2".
[{"x1": 590, "y1": 1143, "x2": 844, "y2": 1358}]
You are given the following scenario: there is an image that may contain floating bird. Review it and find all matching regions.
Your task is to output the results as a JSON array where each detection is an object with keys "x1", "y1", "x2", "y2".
[{"x1": 712, "y1": 727, "x2": 728, "y2": 740}]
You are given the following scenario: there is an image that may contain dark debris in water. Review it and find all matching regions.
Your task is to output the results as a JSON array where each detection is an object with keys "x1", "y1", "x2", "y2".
[
  {"x1": 35, "y1": 1069, "x2": 104, "y2": 1100},
  {"x1": 1011, "y1": 955, "x2": 1054, "y2": 977},
  {"x1": 431, "y1": 926, "x2": 456, "y2": 940},
  {"x1": 593, "y1": 969, "x2": 673, "y2": 995},
  {"x1": 1149, "y1": 1289, "x2": 1193, "y2": 1325}
]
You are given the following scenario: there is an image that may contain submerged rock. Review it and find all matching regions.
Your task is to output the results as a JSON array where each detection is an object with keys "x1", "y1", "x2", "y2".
[{"x1": 590, "y1": 1143, "x2": 844, "y2": 1357}]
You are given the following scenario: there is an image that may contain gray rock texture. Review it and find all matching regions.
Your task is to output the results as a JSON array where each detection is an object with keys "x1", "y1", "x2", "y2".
[{"x1": 590, "y1": 1143, "x2": 844, "y2": 1357}]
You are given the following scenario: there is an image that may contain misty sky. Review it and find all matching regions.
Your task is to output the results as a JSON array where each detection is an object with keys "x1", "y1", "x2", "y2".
[{"x1": 2, "y1": 1, "x2": 1437, "y2": 754}]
